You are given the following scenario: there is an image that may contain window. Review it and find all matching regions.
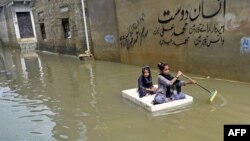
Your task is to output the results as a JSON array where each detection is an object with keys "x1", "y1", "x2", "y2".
[
  {"x1": 38, "y1": 11, "x2": 44, "y2": 17},
  {"x1": 62, "y1": 18, "x2": 71, "y2": 39},
  {"x1": 40, "y1": 23, "x2": 46, "y2": 39},
  {"x1": 60, "y1": 6, "x2": 69, "y2": 13}
]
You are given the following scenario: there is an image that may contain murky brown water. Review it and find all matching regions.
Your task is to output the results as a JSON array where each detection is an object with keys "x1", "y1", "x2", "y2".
[{"x1": 0, "y1": 48, "x2": 250, "y2": 141}]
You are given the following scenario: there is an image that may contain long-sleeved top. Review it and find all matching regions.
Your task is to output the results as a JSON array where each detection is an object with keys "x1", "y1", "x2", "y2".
[
  {"x1": 138, "y1": 75, "x2": 153, "y2": 97},
  {"x1": 156, "y1": 74, "x2": 185, "y2": 97}
]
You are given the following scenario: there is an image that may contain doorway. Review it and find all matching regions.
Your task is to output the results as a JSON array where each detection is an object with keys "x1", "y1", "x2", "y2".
[{"x1": 16, "y1": 12, "x2": 34, "y2": 38}]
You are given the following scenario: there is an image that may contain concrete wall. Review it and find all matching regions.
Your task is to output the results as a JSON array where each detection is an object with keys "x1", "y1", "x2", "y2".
[
  {"x1": 113, "y1": 0, "x2": 250, "y2": 82},
  {"x1": 2, "y1": 5, "x2": 19, "y2": 47},
  {"x1": 0, "y1": 7, "x2": 9, "y2": 42},
  {"x1": 87, "y1": 0, "x2": 120, "y2": 62},
  {"x1": 33, "y1": 0, "x2": 88, "y2": 56},
  {"x1": 0, "y1": 39, "x2": 4, "y2": 70},
  {"x1": 0, "y1": 2, "x2": 36, "y2": 48},
  {"x1": 0, "y1": 37, "x2": 2, "y2": 50}
]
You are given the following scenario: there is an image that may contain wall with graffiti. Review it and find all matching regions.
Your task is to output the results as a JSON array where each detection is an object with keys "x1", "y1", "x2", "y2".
[
  {"x1": 119, "y1": 13, "x2": 149, "y2": 49},
  {"x1": 115, "y1": 0, "x2": 250, "y2": 82},
  {"x1": 154, "y1": 0, "x2": 225, "y2": 48},
  {"x1": 87, "y1": 0, "x2": 120, "y2": 62}
]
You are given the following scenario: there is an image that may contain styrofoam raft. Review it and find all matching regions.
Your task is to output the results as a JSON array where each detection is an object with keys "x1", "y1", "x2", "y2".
[{"x1": 122, "y1": 87, "x2": 193, "y2": 112}]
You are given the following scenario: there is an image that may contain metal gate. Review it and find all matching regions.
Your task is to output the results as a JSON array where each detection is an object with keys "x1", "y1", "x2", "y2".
[{"x1": 16, "y1": 12, "x2": 34, "y2": 38}]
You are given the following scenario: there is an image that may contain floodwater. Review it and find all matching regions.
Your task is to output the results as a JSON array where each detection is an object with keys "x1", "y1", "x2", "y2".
[{"x1": 0, "y1": 48, "x2": 250, "y2": 141}]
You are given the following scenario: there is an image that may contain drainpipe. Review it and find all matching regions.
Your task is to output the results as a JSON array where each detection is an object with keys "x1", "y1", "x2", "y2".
[{"x1": 81, "y1": 0, "x2": 90, "y2": 54}]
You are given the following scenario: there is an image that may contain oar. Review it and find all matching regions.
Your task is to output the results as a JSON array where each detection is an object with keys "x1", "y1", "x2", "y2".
[{"x1": 182, "y1": 73, "x2": 217, "y2": 102}]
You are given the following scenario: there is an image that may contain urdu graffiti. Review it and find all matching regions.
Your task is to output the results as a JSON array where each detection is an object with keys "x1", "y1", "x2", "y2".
[
  {"x1": 153, "y1": 0, "x2": 226, "y2": 47},
  {"x1": 119, "y1": 13, "x2": 149, "y2": 49}
]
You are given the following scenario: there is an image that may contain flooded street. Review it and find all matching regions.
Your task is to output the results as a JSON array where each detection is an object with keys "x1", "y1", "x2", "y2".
[{"x1": 1, "y1": 48, "x2": 250, "y2": 141}]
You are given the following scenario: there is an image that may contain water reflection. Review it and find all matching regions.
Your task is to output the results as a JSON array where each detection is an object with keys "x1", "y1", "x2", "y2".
[
  {"x1": 37, "y1": 53, "x2": 90, "y2": 141},
  {"x1": 84, "y1": 62, "x2": 107, "y2": 130},
  {"x1": 0, "y1": 48, "x2": 16, "y2": 80},
  {"x1": 0, "y1": 48, "x2": 90, "y2": 141},
  {"x1": 0, "y1": 49, "x2": 56, "y2": 141}
]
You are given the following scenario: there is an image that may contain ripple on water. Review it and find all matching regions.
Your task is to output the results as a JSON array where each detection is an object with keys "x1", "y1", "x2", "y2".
[
  {"x1": 59, "y1": 134, "x2": 69, "y2": 139},
  {"x1": 75, "y1": 112, "x2": 89, "y2": 117},
  {"x1": 30, "y1": 132, "x2": 43, "y2": 135},
  {"x1": 31, "y1": 119, "x2": 44, "y2": 122}
]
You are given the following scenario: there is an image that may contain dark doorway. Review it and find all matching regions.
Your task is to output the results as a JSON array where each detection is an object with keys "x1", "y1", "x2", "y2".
[
  {"x1": 62, "y1": 18, "x2": 71, "y2": 39},
  {"x1": 16, "y1": 12, "x2": 34, "y2": 38},
  {"x1": 40, "y1": 23, "x2": 46, "y2": 39}
]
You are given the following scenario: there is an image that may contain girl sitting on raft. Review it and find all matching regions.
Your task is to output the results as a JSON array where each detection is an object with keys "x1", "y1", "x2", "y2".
[
  {"x1": 138, "y1": 65, "x2": 157, "y2": 98},
  {"x1": 154, "y1": 62, "x2": 196, "y2": 104}
]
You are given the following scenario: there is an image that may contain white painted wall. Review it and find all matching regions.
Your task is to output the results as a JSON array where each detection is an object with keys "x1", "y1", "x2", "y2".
[
  {"x1": 11, "y1": 3, "x2": 37, "y2": 41},
  {"x1": 0, "y1": 8, "x2": 9, "y2": 42}
]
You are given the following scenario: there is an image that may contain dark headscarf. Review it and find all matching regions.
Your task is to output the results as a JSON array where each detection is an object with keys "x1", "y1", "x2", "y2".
[{"x1": 141, "y1": 65, "x2": 153, "y2": 88}]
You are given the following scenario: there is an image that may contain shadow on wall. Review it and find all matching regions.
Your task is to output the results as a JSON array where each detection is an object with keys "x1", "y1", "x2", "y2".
[
  {"x1": 0, "y1": 39, "x2": 2, "y2": 47},
  {"x1": 0, "y1": 39, "x2": 4, "y2": 70},
  {"x1": 0, "y1": 54, "x2": 4, "y2": 71}
]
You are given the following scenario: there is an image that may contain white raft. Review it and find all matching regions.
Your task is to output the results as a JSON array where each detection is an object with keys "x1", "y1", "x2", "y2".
[{"x1": 122, "y1": 87, "x2": 193, "y2": 112}]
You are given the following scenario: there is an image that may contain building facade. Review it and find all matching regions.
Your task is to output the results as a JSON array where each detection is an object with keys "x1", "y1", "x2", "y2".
[
  {"x1": 32, "y1": 0, "x2": 91, "y2": 56},
  {"x1": 1, "y1": 0, "x2": 250, "y2": 82},
  {"x1": 86, "y1": 0, "x2": 250, "y2": 82},
  {"x1": 0, "y1": 0, "x2": 37, "y2": 49}
]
